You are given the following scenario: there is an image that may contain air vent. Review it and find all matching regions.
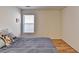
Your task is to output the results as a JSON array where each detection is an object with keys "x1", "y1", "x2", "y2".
[{"x1": 25, "y1": 6, "x2": 31, "y2": 7}]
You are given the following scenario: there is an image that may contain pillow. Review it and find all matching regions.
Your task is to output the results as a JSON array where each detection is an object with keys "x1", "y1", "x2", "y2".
[
  {"x1": 7, "y1": 33, "x2": 16, "y2": 39},
  {"x1": 0, "y1": 29, "x2": 8, "y2": 34},
  {"x1": 0, "y1": 29, "x2": 16, "y2": 42},
  {"x1": 7, "y1": 33, "x2": 16, "y2": 42},
  {"x1": 0, "y1": 29, "x2": 16, "y2": 44},
  {"x1": 1, "y1": 35, "x2": 12, "y2": 46},
  {"x1": 0, "y1": 38, "x2": 5, "y2": 48},
  {"x1": 0, "y1": 29, "x2": 9, "y2": 37}
]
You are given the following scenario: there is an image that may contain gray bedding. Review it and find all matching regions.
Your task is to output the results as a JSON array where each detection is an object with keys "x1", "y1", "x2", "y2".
[{"x1": 0, "y1": 37, "x2": 58, "y2": 53}]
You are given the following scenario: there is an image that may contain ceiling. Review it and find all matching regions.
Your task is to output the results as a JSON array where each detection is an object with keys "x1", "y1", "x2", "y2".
[{"x1": 17, "y1": 6, "x2": 65, "y2": 10}]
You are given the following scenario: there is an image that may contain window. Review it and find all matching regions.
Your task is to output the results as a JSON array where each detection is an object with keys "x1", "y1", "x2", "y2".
[{"x1": 23, "y1": 15, "x2": 35, "y2": 33}]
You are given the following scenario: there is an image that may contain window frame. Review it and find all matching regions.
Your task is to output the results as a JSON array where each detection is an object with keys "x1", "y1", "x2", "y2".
[{"x1": 22, "y1": 14, "x2": 35, "y2": 34}]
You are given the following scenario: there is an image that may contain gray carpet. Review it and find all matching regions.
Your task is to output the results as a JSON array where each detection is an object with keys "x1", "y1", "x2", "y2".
[{"x1": 0, "y1": 37, "x2": 58, "y2": 53}]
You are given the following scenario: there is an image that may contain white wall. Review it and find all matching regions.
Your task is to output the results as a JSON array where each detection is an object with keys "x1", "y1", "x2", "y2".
[
  {"x1": 22, "y1": 9, "x2": 62, "y2": 39},
  {"x1": 62, "y1": 7, "x2": 79, "y2": 52},
  {"x1": 0, "y1": 7, "x2": 21, "y2": 36}
]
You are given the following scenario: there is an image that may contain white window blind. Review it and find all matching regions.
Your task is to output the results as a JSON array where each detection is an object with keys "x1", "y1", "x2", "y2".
[{"x1": 23, "y1": 15, "x2": 34, "y2": 33}]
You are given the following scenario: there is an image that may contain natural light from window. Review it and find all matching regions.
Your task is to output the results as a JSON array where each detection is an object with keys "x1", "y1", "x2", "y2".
[{"x1": 23, "y1": 15, "x2": 34, "y2": 33}]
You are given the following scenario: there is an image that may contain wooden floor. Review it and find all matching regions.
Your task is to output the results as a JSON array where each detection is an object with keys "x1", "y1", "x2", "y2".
[{"x1": 52, "y1": 39, "x2": 77, "y2": 53}]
